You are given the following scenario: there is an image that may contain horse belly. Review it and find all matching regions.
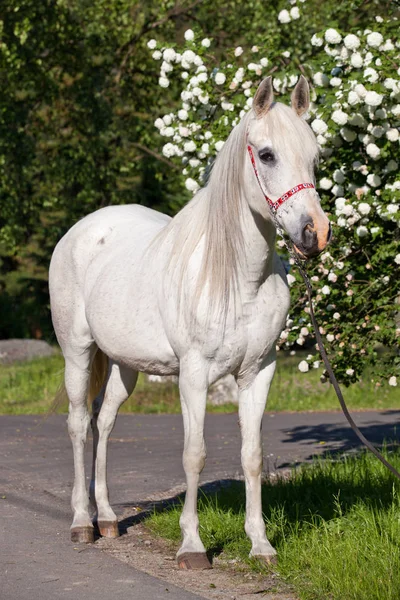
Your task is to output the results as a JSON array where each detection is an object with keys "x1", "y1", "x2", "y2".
[{"x1": 86, "y1": 262, "x2": 179, "y2": 375}]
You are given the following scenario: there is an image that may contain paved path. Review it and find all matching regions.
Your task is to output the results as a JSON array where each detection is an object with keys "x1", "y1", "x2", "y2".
[{"x1": 1, "y1": 411, "x2": 399, "y2": 599}]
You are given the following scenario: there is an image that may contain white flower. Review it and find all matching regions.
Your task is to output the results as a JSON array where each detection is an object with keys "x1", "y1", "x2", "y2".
[
  {"x1": 366, "y1": 174, "x2": 381, "y2": 187},
  {"x1": 332, "y1": 109, "x2": 348, "y2": 125},
  {"x1": 183, "y1": 140, "x2": 196, "y2": 152},
  {"x1": 354, "y1": 84, "x2": 367, "y2": 99},
  {"x1": 278, "y1": 9, "x2": 291, "y2": 23},
  {"x1": 387, "y1": 203, "x2": 399, "y2": 214},
  {"x1": 159, "y1": 76, "x2": 170, "y2": 88},
  {"x1": 333, "y1": 170, "x2": 345, "y2": 184},
  {"x1": 185, "y1": 178, "x2": 199, "y2": 192},
  {"x1": 341, "y1": 127, "x2": 357, "y2": 142},
  {"x1": 201, "y1": 38, "x2": 211, "y2": 47},
  {"x1": 386, "y1": 160, "x2": 398, "y2": 172},
  {"x1": 290, "y1": 6, "x2": 300, "y2": 19},
  {"x1": 154, "y1": 117, "x2": 164, "y2": 129},
  {"x1": 366, "y1": 143, "x2": 380, "y2": 159},
  {"x1": 392, "y1": 105, "x2": 400, "y2": 116},
  {"x1": 247, "y1": 62, "x2": 260, "y2": 72},
  {"x1": 163, "y1": 48, "x2": 176, "y2": 62},
  {"x1": 311, "y1": 33, "x2": 323, "y2": 47},
  {"x1": 162, "y1": 126, "x2": 175, "y2": 137},
  {"x1": 215, "y1": 72, "x2": 226, "y2": 85},
  {"x1": 319, "y1": 177, "x2": 333, "y2": 190},
  {"x1": 394, "y1": 254, "x2": 400, "y2": 265},
  {"x1": 325, "y1": 28, "x2": 342, "y2": 44},
  {"x1": 286, "y1": 273, "x2": 296, "y2": 286},
  {"x1": 147, "y1": 39, "x2": 157, "y2": 49},
  {"x1": 311, "y1": 118, "x2": 328, "y2": 134},
  {"x1": 364, "y1": 67, "x2": 379, "y2": 83},
  {"x1": 347, "y1": 91, "x2": 361, "y2": 106},
  {"x1": 371, "y1": 126, "x2": 384, "y2": 138},
  {"x1": 335, "y1": 197, "x2": 346, "y2": 210},
  {"x1": 333, "y1": 312, "x2": 340, "y2": 320},
  {"x1": 178, "y1": 109, "x2": 188, "y2": 121},
  {"x1": 332, "y1": 184, "x2": 344, "y2": 197},
  {"x1": 260, "y1": 57, "x2": 269, "y2": 67},
  {"x1": 163, "y1": 114, "x2": 173, "y2": 126},
  {"x1": 184, "y1": 29, "x2": 195, "y2": 41},
  {"x1": 328, "y1": 272, "x2": 338, "y2": 282},
  {"x1": 313, "y1": 361, "x2": 321, "y2": 369},
  {"x1": 351, "y1": 53, "x2": 363, "y2": 68},
  {"x1": 152, "y1": 50, "x2": 162, "y2": 60},
  {"x1": 327, "y1": 334, "x2": 335, "y2": 342},
  {"x1": 313, "y1": 72, "x2": 329, "y2": 87},
  {"x1": 389, "y1": 376, "x2": 397, "y2": 386},
  {"x1": 358, "y1": 202, "x2": 371, "y2": 215},
  {"x1": 181, "y1": 49, "x2": 196, "y2": 65},
  {"x1": 162, "y1": 143, "x2": 177, "y2": 157},
  {"x1": 364, "y1": 91, "x2": 383, "y2": 106},
  {"x1": 366, "y1": 31, "x2": 383, "y2": 47},
  {"x1": 346, "y1": 368, "x2": 355, "y2": 376},
  {"x1": 234, "y1": 46, "x2": 243, "y2": 57},
  {"x1": 298, "y1": 360, "x2": 309, "y2": 373},
  {"x1": 321, "y1": 285, "x2": 331, "y2": 295},
  {"x1": 215, "y1": 140, "x2": 225, "y2": 152},
  {"x1": 386, "y1": 129, "x2": 399, "y2": 142},
  {"x1": 344, "y1": 34, "x2": 360, "y2": 49},
  {"x1": 330, "y1": 77, "x2": 342, "y2": 87},
  {"x1": 356, "y1": 225, "x2": 369, "y2": 237}
]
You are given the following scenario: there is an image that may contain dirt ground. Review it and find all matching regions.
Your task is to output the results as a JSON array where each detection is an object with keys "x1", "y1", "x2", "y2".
[{"x1": 95, "y1": 483, "x2": 297, "y2": 600}]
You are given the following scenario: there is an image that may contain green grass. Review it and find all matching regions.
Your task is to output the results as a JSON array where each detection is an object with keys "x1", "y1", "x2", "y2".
[
  {"x1": 0, "y1": 351, "x2": 398, "y2": 414},
  {"x1": 146, "y1": 448, "x2": 400, "y2": 600}
]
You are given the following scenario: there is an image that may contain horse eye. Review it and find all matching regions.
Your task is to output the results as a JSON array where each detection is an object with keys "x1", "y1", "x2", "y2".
[{"x1": 259, "y1": 149, "x2": 275, "y2": 163}]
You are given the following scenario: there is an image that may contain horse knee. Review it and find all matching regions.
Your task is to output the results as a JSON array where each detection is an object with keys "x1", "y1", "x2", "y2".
[
  {"x1": 241, "y1": 445, "x2": 262, "y2": 478},
  {"x1": 183, "y1": 445, "x2": 206, "y2": 474}
]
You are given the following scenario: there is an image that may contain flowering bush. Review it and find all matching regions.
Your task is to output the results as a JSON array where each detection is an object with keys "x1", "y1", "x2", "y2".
[{"x1": 146, "y1": 6, "x2": 400, "y2": 387}]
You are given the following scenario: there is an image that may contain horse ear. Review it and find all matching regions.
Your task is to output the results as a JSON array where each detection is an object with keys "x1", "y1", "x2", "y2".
[
  {"x1": 253, "y1": 76, "x2": 274, "y2": 118},
  {"x1": 291, "y1": 75, "x2": 310, "y2": 116}
]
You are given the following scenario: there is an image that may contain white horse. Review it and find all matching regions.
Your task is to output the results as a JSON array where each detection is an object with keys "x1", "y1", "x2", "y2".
[{"x1": 49, "y1": 76, "x2": 330, "y2": 569}]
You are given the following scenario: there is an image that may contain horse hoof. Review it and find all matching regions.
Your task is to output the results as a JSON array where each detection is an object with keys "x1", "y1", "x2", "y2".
[
  {"x1": 71, "y1": 526, "x2": 94, "y2": 544},
  {"x1": 177, "y1": 552, "x2": 212, "y2": 570},
  {"x1": 253, "y1": 553, "x2": 278, "y2": 566},
  {"x1": 98, "y1": 520, "x2": 120, "y2": 538}
]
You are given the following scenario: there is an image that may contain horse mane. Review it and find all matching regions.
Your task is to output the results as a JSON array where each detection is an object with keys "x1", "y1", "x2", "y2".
[{"x1": 158, "y1": 110, "x2": 252, "y2": 320}]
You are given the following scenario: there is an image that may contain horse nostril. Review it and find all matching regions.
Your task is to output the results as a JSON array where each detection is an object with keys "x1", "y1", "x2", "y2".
[
  {"x1": 301, "y1": 223, "x2": 317, "y2": 251},
  {"x1": 327, "y1": 223, "x2": 332, "y2": 243}
]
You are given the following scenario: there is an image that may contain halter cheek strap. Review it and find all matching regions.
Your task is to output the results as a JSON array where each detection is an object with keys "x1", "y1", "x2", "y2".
[{"x1": 247, "y1": 144, "x2": 315, "y2": 213}]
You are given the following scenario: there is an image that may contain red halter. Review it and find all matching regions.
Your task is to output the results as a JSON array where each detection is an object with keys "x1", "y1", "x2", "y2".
[{"x1": 247, "y1": 144, "x2": 315, "y2": 213}]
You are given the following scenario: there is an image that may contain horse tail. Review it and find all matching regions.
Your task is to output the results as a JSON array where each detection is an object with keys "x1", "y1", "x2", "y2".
[
  {"x1": 49, "y1": 349, "x2": 109, "y2": 414},
  {"x1": 88, "y1": 349, "x2": 109, "y2": 405}
]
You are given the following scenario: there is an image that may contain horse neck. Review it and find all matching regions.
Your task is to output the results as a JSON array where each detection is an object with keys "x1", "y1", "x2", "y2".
[{"x1": 238, "y1": 186, "x2": 277, "y2": 296}]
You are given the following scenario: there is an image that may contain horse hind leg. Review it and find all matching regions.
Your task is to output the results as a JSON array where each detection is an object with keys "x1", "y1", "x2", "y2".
[
  {"x1": 92, "y1": 361, "x2": 138, "y2": 538},
  {"x1": 64, "y1": 347, "x2": 97, "y2": 544}
]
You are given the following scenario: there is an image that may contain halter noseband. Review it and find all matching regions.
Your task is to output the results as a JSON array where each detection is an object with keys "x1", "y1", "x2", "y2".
[{"x1": 247, "y1": 144, "x2": 315, "y2": 213}]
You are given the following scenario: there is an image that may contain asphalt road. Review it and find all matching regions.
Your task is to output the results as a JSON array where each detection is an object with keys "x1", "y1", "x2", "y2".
[{"x1": 1, "y1": 410, "x2": 400, "y2": 599}]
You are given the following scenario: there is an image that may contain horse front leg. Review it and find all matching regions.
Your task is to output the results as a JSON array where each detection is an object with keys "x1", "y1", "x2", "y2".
[
  {"x1": 238, "y1": 354, "x2": 277, "y2": 562},
  {"x1": 177, "y1": 356, "x2": 211, "y2": 570}
]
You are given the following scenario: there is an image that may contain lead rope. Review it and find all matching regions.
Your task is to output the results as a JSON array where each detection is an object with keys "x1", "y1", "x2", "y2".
[{"x1": 278, "y1": 224, "x2": 400, "y2": 481}]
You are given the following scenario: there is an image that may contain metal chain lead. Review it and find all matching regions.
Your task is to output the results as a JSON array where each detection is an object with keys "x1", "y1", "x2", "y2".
[{"x1": 275, "y1": 217, "x2": 400, "y2": 481}]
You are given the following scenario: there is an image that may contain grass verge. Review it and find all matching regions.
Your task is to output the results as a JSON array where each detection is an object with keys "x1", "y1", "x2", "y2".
[
  {"x1": 0, "y1": 351, "x2": 398, "y2": 414},
  {"x1": 146, "y1": 447, "x2": 400, "y2": 600}
]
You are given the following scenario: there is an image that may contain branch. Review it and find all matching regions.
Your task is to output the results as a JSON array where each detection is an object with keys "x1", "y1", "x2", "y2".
[
  {"x1": 132, "y1": 142, "x2": 179, "y2": 169},
  {"x1": 115, "y1": 0, "x2": 204, "y2": 83}
]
